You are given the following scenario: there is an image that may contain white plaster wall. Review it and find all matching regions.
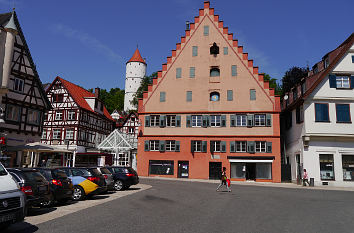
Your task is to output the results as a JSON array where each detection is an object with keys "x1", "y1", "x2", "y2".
[
  {"x1": 333, "y1": 47, "x2": 354, "y2": 73},
  {"x1": 0, "y1": 30, "x2": 6, "y2": 83},
  {"x1": 124, "y1": 61, "x2": 146, "y2": 112},
  {"x1": 125, "y1": 62, "x2": 146, "y2": 78},
  {"x1": 85, "y1": 98, "x2": 95, "y2": 111}
]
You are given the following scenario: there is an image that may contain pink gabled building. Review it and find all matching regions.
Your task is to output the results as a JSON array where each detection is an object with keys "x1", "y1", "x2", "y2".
[{"x1": 137, "y1": 1, "x2": 281, "y2": 182}]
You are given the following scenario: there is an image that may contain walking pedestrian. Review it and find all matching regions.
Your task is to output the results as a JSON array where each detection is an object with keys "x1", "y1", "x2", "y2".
[
  {"x1": 303, "y1": 169, "x2": 310, "y2": 186},
  {"x1": 216, "y1": 167, "x2": 231, "y2": 192}
]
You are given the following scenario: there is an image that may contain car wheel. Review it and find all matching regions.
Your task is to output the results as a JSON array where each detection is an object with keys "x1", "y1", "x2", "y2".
[
  {"x1": 114, "y1": 180, "x2": 124, "y2": 191},
  {"x1": 72, "y1": 186, "x2": 85, "y2": 201}
]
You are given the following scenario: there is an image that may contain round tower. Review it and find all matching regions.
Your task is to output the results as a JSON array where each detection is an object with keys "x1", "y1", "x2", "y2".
[{"x1": 124, "y1": 48, "x2": 146, "y2": 112}]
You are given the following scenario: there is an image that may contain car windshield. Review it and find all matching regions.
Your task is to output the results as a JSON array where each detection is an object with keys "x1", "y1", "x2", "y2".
[
  {"x1": 24, "y1": 171, "x2": 47, "y2": 182},
  {"x1": 53, "y1": 169, "x2": 68, "y2": 179},
  {"x1": 0, "y1": 163, "x2": 7, "y2": 176},
  {"x1": 89, "y1": 168, "x2": 101, "y2": 176},
  {"x1": 71, "y1": 169, "x2": 91, "y2": 177},
  {"x1": 99, "y1": 168, "x2": 111, "y2": 175}
]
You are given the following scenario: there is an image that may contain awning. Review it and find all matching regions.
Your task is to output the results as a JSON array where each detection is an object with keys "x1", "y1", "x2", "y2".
[{"x1": 5, "y1": 142, "x2": 71, "y2": 153}]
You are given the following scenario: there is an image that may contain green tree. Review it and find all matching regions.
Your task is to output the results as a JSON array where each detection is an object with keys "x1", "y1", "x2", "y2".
[
  {"x1": 263, "y1": 73, "x2": 283, "y2": 96},
  {"x1": 281, "y1": 66, "x2": 308, "y2": 93},
  {"x1": 131, "y1": 72, "x2": 157, "y2": 108}
]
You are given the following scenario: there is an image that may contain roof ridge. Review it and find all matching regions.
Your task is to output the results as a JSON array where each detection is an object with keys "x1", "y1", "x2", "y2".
[{"x1": 57, "y1": 76, "x2": 94, "y2": 97}]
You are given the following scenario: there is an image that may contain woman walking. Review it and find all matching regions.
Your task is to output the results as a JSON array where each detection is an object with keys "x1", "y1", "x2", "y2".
[{"x1": 216, "y1": 167, "x2": 231, "y2": 192}]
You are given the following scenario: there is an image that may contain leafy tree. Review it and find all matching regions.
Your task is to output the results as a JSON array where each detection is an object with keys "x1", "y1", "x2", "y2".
[
  {"x1": 88, "y1": 87, "x2": 125, "y2": 113},
  {"x1": 263, "y1": 73, "x2": 283, "y2": 96},
  {"x1": 131, "y1": 72, "x2": 157, "y2": 108},
  {"x1": 281, "y1": 66, "x2": 308, "y2": 93}
]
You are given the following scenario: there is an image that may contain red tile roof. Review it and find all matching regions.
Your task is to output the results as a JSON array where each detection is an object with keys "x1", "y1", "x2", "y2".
[
  {"x1": 127, "y1": 48, "x2": 146, "y2": 64},
  {"x1": 54, "y1": 76, "x2": 114, "y2": 121}
]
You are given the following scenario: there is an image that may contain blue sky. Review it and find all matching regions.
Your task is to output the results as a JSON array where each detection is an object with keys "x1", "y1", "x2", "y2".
[{"x1": 1, "y1": 0, "x2": 352, "y2": 90}]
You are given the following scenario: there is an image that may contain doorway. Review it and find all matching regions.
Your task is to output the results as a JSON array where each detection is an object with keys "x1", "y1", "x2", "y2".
[
  {"x1": 178, "y1": 161, "x2": 189, "y2": 178},
  {"x1": 209, "y1": 162, "x2": 222, "y2": 180},
  {"x1": 245, "y1": 163, "x2": 256, "y2": 180}
]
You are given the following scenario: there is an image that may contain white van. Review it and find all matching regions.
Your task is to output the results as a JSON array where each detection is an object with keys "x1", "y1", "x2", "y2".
[{"x1": 0, "y1": 162, "x2": 26, "y2": 229}]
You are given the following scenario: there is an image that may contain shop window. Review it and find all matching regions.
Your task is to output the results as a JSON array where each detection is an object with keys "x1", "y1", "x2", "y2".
[
  {"x1": 231, "y1": 163, "x2": 246, "y2": 179},
  {"x1": 342, "y1": 155, "x2": 354, "y2": 181},
  {"x1": 210, "y1": 92, "x2": 220, "y2": 101},
  {"x1": 256, "y1": 163, "x2": 272, "y2": 179},
  {"x1": 319, "y1": 154, "x2": 335, "y2": 180},
  {"x1": 210, "y1": 67, "x2": 220, "y2": 77},
  {"x1": 336, "y1": 104, "x2": 351, "y2": 123},
  {"x1": 315, "y1": 103, "x2": 329, "y2": 122},
  {"x1": 149, "y1": 160, "x2": 174, "y2": 175}
]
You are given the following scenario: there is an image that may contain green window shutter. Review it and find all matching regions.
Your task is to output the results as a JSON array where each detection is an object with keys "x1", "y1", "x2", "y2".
[
  {"x1": 210, "y1": 141, "x2": 215, "y2": 153},
  {"x1": 186, "y1": 91, "x2": 192, "y2": 102},
  {"x1": 266, "y1": 114, "x2": 272, "y2": 127},
  {"x1": 266, "y1": 142, "x2": 272, "y2": 153},
  {"x1": 176, "y1": 68, "x2": 182, "y2": 78},
  {"x1": 230, "y1": 115, "x2": 236, "y2": 127},
  {"x1": 202, "y1": 141, "x2": 207, "y2": 152},
  {"x1": 175, "y1": 141, "x2": 180, "y2": 152},
  {"x1": 227, "y1": 90, "x2": 233, "y2": 101},
  {"x1": 221, "y1": 141, "x2": 226, "y2": 152},
  {"x1": 221, "y1": 115, "x2": 226, "y2": 127},
  {"x1": 250, "y1": 89, "x2": 256, "y2": 100},
  {"x1": 144, "y1": 141, "x2": 150, "y2": 151},
  {"x1": 203, "y1": 25, "x2": 209, "y2": 36},
  {"x1": 202, "y1": 115, "x2": 208, "y2": 128},
  {"x1": 247, "y1": 141, "x2": 255, "y2": 154},
  {"x1": 230, "y1": 141, "x2": 236, "y2": 153},
  {"x1": 159, "y1": 140, "x2": 165, "y2": 152},
  {"x1": 191, "y1": 140, "x2": 195, "y2": 152},
  {"x1": 160, "y1": 92, "x2": 166, "y2": 102},
  {"x1": 329, "y1": 75, "x2": 336, "y2": 88},
  {"x1": 192, "y1": 46, "x2": 198, "y2": 57},
  {"x1": 231, "y1": 65, "x2": 237, "y2": 77},
  {"x1": 159, "y1": 115, "x2": 166, "y2": 128},
  {"x1": 223, "y1": 47, "x2": 228, "y2": 55},
  {"x1": 189, "y1": 67, "x2": 195, "y2": 78},
  {"x1": 145, "y1": 116, "x2": 150, "y2": 127},
  {"x1": 176, "y1": 115, "x2": 181, "y2": 127},
  {"x1": 247, "y1": 114, "x2": 254, "y2": 127},
  {"x1": 186, "y1": 115, "x2": 191, "y2": 127}
]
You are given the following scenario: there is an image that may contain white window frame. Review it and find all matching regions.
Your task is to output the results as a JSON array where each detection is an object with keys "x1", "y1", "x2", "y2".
[
  {"x1": 236, "y1": 141, "x2": 247, "y2": 152},
  {"x1": 212, "y1": 141, "x2": 221, "y2": 152},
  {"x1": 55, "y1": 111, "x2": 63, "y2": 121},
  {"x1": 336, "y1": 76, "x2": 350, "y2": 88},
  {"x1": 65, "y1": 129, "x2": 74, "y2": 140},
  {"x1": 254, "y1": 114, "x2": 266, "y2": 126},
  {"x1": 128, "y1": 127, "x2": 135, "y2": 134},
  {"x1": 210, "y1": 115, "x2": 221, "y2": 127},
  {"x1": 236, "y1": 115, "x2": 247, "y2": 126},
  {"x1": 53, "y1": 129, "x2": 61, "y2": 140},
  {"x1": 166, "y1": 115, "x2": 176, "y2": 127},
  {"x1": 193, "y1": 141, "x2": 202, "y2": 152},
  {"x1": 150, "y1": 115, "x2": 160, "y2": 127},
  {"x1": 27, "y1": 109, "x2": 40, "y2": 125},
  {"x1": 41, "y1": 130, "x2": 47, "y2": 140},
  {"x1": 68, "y1": 111, "x2": 76, "y2": 120},
  {"x1": 255, "y1": 141, "x2": 266, "y2": 153},
  {"x1": 192, "y1": 115, "x2": 202, "y2": 127},
  {"x1": 166, "y1": 140, "x2": 176, "y2": 151},
  {"x1": 13, "y1": 78, "x2": 24, "y2": 92},
  {"x1": 150, "y1": 140, "x2": 159, "y2": 151}
]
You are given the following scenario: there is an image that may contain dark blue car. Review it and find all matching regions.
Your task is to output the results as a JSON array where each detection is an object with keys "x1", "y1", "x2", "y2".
[{"x1": 105, "y1": 167, "x2": 139, "y2": 191}]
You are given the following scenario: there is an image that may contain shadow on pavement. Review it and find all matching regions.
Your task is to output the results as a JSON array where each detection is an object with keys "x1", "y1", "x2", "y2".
[
  {"x1": 87, "y1": 195, "x2": 109, "y2": 200},
  {"x1": 27, "y1": 207, "x2": 57, "y2": 216},
  {"x1": 3, "y1": 222, "x2": 39, "y2": 233},
  {"x1": 126, "y1": 187, "x2": 141, "y2": 191}
]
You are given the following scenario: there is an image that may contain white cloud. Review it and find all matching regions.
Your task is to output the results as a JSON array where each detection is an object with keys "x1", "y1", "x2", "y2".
[{"x1": 51, "y1": 24, "x2": 123, "y2": 64}]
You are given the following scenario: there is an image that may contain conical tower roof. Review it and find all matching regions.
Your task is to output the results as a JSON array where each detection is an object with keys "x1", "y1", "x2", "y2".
[
  {"x1": 127, "y1": 48, "x2": 146, "y2": 64},
  {"x1": 4, "y1": 11, "x2": 17, "y2": 32}
]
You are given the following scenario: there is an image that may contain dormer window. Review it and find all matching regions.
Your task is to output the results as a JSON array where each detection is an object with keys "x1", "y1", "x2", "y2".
[
  {"x1": 210, "y1": 43, "x2": 219, "y2": 55},
  {"x1": 210, "y1": 67, "x2": 220, "y2": 77},
  {"x1": 324, "y1": 56, "x2": 330, "y2": 68},
  {"x1": 313, "y1": 64, "x2": 318, "y2": 74},
  {"x1": 210, "y1": 92, "x2": 220, "y2": 101}
]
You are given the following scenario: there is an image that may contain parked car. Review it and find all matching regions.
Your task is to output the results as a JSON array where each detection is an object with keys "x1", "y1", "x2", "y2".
[
  {"x1": 60, "y1": 167, "x2": 107, "y2": 201},
  {"x1": 105, "y1": 166, "x2": 139, "y2": 191},
  {"x1": 0, "y1": 163, "x2": 26, "y2": 229},
  {"x1": 7, "y1": 168, "x2": 50, "y2": 208},
  {"x1": 96, "y1": 167, "x2": 114, "y2": 191},
  {"x1": 35, "y1": 168, "x2": 74, "y2": 206}
]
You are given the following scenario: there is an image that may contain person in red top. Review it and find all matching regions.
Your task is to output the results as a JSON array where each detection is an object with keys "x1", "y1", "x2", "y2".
[
  {"x1": 216, "y1": 167, "x2": 231, "y2": 192},
  {"x1": 303, "y1": 169, "x2": 310, "y2": 186}
]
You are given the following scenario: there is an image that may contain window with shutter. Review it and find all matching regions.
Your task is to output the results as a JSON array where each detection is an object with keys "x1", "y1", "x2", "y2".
[
  {"x1": 247, "y1": 114, "x2": 254, "y2": 127},
  {"x1": 315, "y1": 103, "x2": 329, "y2": 122},
  {"x1": 165, "y1": 140, "x2": 176, "y2": 151},
  {"x1": 230, "y1": 115, "x2": 236, "y2": 127}
]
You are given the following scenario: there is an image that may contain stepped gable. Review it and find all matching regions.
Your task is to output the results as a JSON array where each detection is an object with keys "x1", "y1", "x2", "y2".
[
  {"x1": 128, "y1": 48, "x2": 146, "y2": 64},
  {"x1": 138, "y1": 1, "x2": 278, "y2": 113},
  {"x1": 51, "y1": 76, "x2": 114, "y2": 121}
]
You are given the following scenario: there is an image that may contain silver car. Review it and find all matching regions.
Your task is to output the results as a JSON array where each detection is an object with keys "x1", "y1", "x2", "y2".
[{"x1": 96, "y1": 167, "x2": 114, "y2": 191}]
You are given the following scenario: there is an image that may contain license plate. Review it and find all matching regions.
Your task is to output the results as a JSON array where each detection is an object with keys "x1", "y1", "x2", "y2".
[{"x1": 0, "y1": 213, "x2": 15, "y2": 223}]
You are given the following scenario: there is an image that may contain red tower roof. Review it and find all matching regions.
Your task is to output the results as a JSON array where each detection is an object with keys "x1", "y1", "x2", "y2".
[{"x1": 127, "y1": 48, "x2": 146, "y2": 64}]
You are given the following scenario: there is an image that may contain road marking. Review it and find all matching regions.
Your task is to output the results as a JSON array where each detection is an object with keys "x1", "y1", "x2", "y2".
[{"x1": 25, "y1": 184, "x2": 151, "y2": 226}]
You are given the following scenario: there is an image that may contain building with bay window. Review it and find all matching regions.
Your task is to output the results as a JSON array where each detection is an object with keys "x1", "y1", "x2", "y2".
[
  {"x1": 137, "y1": 1, "x2": 281, "y2": 182},
  {"x1": 281, "y1": 33, "x2": 354, "y2": 187}
]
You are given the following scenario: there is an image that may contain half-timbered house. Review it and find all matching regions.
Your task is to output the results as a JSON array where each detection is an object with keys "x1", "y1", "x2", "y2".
[
  {"x1": 0, "y1": 11, "x2": 51, "y2": 167},
  {"x1": 41, "y1": 76, "x2": 115, "y2": 167}
]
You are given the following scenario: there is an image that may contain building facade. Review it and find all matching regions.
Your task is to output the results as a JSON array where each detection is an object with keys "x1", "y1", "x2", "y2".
[
  {"x1": 137, "y1": 2, "x2": 281, "y2": 182},
  {"x1": 0, "y1": 12, "x2": 51, "y2": 167},
  {"x1": 41, "y1": 76, "x2": 115, "y2": 167},
  {"x1": 124, "y1": 48, "x2": 146, "y2": 112},
  {"x1": 282, "y1": 33, "x2": 354, "y2": 187}
]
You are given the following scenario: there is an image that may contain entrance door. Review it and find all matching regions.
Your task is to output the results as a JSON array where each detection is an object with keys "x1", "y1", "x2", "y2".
[
  {"x1": 178, "y1": 161, "x2": 189, "y2": 178},
  {"x1": 245, "y1": 163, "x2": 256, "y2": 180},
  {"x1": 209, "y1": 162, "x2": 222, "y2": 180}
]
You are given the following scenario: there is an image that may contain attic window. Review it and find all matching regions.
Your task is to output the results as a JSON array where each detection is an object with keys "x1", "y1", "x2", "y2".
[
  {"x1": 210, "y1": 92, "x2": 220, "y2": 101},
  {"x1": 210, "y1": 67, "x2": 220, "y2": 77},
  {"x1": 313, "y1": 64, "x2": 318, "y2": 74},
  {"x1": 324, "y1": 56, "x2": 330, "y2": 68},
  {"x1": 210, "y1": 43, "x2": 219, "y2": 55}
]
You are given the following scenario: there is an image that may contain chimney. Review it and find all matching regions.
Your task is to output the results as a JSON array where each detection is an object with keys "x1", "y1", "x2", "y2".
[
  {"x1": 94, "y1": 87, "x2": 100, "y2": 99},
  {"x1": 186, "y1": 21, "x2": 190, "y2": 30}
]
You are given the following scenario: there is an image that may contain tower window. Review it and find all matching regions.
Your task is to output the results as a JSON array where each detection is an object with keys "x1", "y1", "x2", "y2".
[
  {"x1": 210, "y1": 43, "x2": 219, "y2": 55},
  {"x1": 210, "y1": 92, "x2": 220, "y2": 101},
  {"x1": 210, "y1": 67, "x2": 220, "y2": 77}
]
